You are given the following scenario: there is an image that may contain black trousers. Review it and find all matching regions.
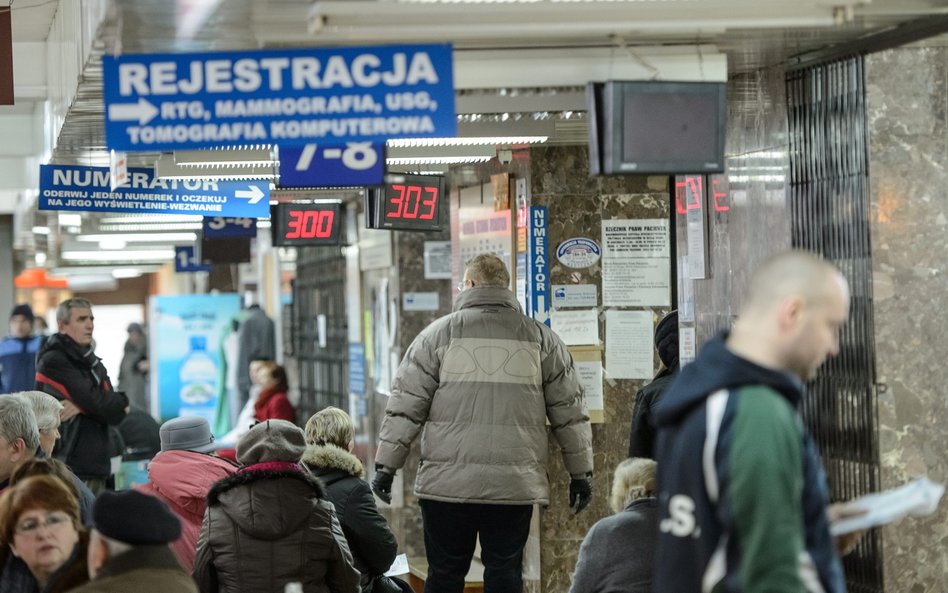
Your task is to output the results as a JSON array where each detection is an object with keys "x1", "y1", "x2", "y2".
[{"x1": 419, "y1": 499, "x2": 533, "y2": 593}]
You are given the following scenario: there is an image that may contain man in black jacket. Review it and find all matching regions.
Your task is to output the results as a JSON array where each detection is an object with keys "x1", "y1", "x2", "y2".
[{"x1": 35, "y1": 297, "x2": 128, "y2": 494}]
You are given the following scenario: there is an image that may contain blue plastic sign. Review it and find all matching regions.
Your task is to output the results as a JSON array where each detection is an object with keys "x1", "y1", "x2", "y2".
[
  {"x1": 348, "y1": 343, "x2": 366, "y2": 396},
  {"x1": 202, "y1": 217, "x2": 258, "y2": 238},
  {"x1": 279, "y1": 142, "x2": 385, "y2": 188},
  {"x1": 39, "y1": 164, "x2": 270, "y2": 218},
  {"x1": 174, "y1": 246, "x2": 211, "y2": 273},
  {"x1": 102, "y1": 44, "x2": 456, "y2": 152},
  {"x1": 528, "y1": 206, "x2": 550, "y2": 326}
]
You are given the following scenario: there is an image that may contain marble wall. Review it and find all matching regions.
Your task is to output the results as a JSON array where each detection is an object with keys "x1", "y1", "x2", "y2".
[
  {"x1": 866, "y1": 47, "x2": 948, "y2": 592},
  {"x1": 529, "y1": 145, "x2": 671, "y2": 593},
  {"x1": 675, "y1": 65, "x2": 792, "y2": 346}
]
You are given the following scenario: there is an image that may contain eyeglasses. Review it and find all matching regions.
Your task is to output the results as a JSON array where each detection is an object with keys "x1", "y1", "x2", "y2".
[
  {"x1": 456, "y1": 281, "x2": 465, "y2": 292},
  {"x1": 15, "y1": 512, "x2": 72, "y2": 535}
]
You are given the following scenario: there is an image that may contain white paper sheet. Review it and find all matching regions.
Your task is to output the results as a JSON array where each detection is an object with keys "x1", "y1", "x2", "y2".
[
  {"x1": 385, "y1": 554, "x2": 410, "y2": 577},
  {"x1": 830, "y1": 476, "x2": 945, "y2": 535},
  {"x1": 604, "y1": 310, "x2": 654, "y2": 379},
  {"x1": 575, "y1": 360, "x2": 604, "y2": 411},
  {"x1": 601, "y1": 219, "x2": 671, "y2": 307},
  {"x1": 551, "y1": 308, "x2": 600, "y2": 346}
]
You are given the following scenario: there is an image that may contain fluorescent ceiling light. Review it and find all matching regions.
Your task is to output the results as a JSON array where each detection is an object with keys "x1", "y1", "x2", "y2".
[
  {"x1": 58, "y1": 214, "x2": 82, "y2": 227},
  {"x1": 98, "y1": 223, "x2": 204, "y2": 232},
  {"x1": 156, "y1": 154, "x2": 278, "y2": 180},
  {"x1": 175, "y1": 148, "x2": 276, "y2": 168},
  {"x1": 99, "y1": 215, "x2": 202, "y2": 224},
  {"x1": 387, "y1": 156, "x2": 493, "y2": 165},
  {"x1": 75, "y1": 233, "x2": 199, "y2": 243},
  {"x1": 112, "y1": 268, "x2": 144, "y2": 279},
  {"x1": 35, "y1": 253, "x2": 47, "y2": 266},
  {"x1": 99, "y1": 239, "x2": 128, "y2": 250},
  {"x1": 387, "y1": 136, "x2": 547, "y2": 147},
  {"x1": 61, "y1": 250, "x2": 176, "y2": 262},
  {"x1": 32, "y1": 226, "x2": 51, "y2": 235}
]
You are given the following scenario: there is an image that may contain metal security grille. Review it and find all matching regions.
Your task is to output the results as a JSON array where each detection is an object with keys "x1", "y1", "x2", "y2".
[
  {"x1": 292, "y1": 245, "x2": 348, "y2": 421},
  {"x1": 787, "y1": 56, "x2": 883, "y2": 593}
]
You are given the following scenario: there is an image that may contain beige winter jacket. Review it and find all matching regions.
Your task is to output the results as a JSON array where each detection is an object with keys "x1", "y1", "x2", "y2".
[{"x1": 376, "y1": 286, "x2": 593, "y2": 505}]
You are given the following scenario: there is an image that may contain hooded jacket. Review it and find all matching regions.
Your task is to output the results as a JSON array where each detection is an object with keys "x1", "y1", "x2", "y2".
[
  {"x1": 302, "y1": 444, "x2": 398, "y2": 593},
  {"x1": 0, "y1": 334, "x2": 43, "y2": 394},
  {"x1": 652, "y1": 333, "x2": 845, "y2": 593},
  {"x1": 376, "y1": 286, "x2": 593, "y2": 505},
  {"x1": 136, "y1": 450, "x2": 238, "y2": 572},
  {"x1": 35, "y1": 334, "x2": 129, "y2": 479},
  {"x1": 193, "y1": 463, "x2": 360, "y2": 593}
]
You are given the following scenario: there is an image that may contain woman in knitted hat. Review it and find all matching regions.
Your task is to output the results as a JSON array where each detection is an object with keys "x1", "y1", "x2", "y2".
[
  {"x1": 193, "y1": 420, "x2": 360, "y2": 593},
  {"x1": 628, "y1": 310, "x2": 679, "y2": 459}
]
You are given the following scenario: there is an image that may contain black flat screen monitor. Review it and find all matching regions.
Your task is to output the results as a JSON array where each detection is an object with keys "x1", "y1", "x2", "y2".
[{"x1": 593, "y1": 80, "x2": 726, "y2": 175}]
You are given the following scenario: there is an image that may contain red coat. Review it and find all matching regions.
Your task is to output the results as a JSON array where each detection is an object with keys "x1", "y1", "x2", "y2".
[
  {"x1": 136, "y1": 450, "x2": 237, "y2": 572},
  {"x1": 254, "y1": 384, "x2": 295, "y2": 423}
]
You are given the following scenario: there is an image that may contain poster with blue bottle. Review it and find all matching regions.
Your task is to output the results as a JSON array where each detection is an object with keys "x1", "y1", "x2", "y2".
[{"x1": 148, "y1": 293, "x2": 241, "y2": 425}]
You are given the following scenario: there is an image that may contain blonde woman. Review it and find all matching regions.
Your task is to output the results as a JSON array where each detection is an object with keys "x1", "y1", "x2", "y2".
[
  {"x1": 302, "y1": 407, "x2": 401, "y2": 593},
  {"x1": 569, "y1": 458, "x2": 657, "y2": 593}
]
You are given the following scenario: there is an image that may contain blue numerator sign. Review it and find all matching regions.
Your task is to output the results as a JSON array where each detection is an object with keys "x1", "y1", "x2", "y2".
[
  {"x1": 279, "y1": 142, "x2": 384, "y2": 188},
  {"x1": 174, "y1": 246, "x2": 211, "y2": 273},
  {"x1": 39, "y1": 164, "x2": 270, "y2": 218},
  {"x1": 103, "y1": 44, "x2": 456, "y2": 152}
]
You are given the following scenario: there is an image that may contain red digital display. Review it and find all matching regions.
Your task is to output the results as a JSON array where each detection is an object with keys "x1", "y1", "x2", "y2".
[
  {"x1": 271, "y1": 203, "x2": 342, "y2": 246},
  {"x1": 369, "y1": 174, "x2": 445, "y2": 232}
]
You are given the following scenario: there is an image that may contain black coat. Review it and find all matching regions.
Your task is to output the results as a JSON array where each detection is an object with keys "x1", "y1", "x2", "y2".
[
  {"x1": 302, "y1": 445, "x2": 398, "y2": 593},
  {"x1": 35, "y1": 334, "x2": 128, "y2": 479},
  {"x1": 628, "y1": 370, "x2": 676, "y2": 459}
]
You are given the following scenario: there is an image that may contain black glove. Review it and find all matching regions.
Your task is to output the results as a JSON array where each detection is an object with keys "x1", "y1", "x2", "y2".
[
  {"x1": 569, "y1": 474, "x2": 593, "y2": 514},
  {"x1": 372, "y1": 466, "x2": 395, "y2": 504}
]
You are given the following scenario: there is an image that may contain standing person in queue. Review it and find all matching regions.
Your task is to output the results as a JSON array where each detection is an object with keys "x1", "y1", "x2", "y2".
[
  {"x1": 252, "y1": 362, "x2": 295, "y2": 423},
  {"x1": 372, "y1": 253, "x2": 594, "y2": 593},
  {"x1": 0, "y1": 305, "x2": 44, "y2": 394},
  {"x1": 653, "y1": 251, "x2": 863, "y2": 593},
  {"x1": 628, "y1": 309, "x2": 679, "y2": 459},
  {"x1": 35, "y1": 298, "x2": 129, "y2": 495}
]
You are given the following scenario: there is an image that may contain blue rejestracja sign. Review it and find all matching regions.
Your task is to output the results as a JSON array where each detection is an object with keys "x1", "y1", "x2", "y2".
[
  {"x1": 39, "y1": 164, "x2": 270, "y2": 218},
  {"x1": 102, "y1": 44, "x2": 456, "y2": 152},
  {"x1": 279, "y1": 141, "x2": 385, "y2": 188}
]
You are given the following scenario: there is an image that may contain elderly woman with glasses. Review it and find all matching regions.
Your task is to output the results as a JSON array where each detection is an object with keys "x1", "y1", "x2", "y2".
[{"x1": 0, "y1": 475, "x2": 89, "y2": 593}]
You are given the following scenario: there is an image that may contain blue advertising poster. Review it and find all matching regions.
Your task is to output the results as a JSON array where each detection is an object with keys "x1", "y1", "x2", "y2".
[
  {"x1": 103, "y1": 44, "x2": 456, "y2": 152},
  {"x1": 149, "y1": 294, "x2": 241, "y2": 425},
  {"x1": 528, "y1": 206, "x2": 550, "y2": 326},
  {"x1": 279, "y1": 142, "x2": 385, "y2": 188},
  {"x1": 39, "y1": 164, "x2": 270, "y2": 218}
]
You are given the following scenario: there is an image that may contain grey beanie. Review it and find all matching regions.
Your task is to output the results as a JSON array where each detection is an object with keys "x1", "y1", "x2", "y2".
[
  {"x1": 159, "y1": 416, "x2": 216, "y2": 453},
  {"x1": 236, "y1": 419, "x2": 306, "y2": 465}
]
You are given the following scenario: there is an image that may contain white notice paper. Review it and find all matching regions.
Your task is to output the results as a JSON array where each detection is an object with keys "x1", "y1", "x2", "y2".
[
  {"x1": 575, "y1": 360, "x2": 604, "y2": 412},
  {"x1": 605, "y1": 310, "x2": 654, "y2": 379},
  {"x1": 551, "y1": 309, "x2": 600, "y2": 346},
  {"x1": 680, "y1": 326, "x2": 696, "y2": 366},
  {"x1": 601, "y1": 219, "x2": 671, "y2": 307},
  {"x1": 402, "y1": 292, "x2": 440, "y2": 311},
  {"x1": 424, "y1": 241, "x2": 452, "y2": 279}
]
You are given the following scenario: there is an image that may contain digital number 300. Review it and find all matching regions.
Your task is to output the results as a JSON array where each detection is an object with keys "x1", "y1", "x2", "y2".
[{"x1": 285, "y1": 209, "x2": 335, "y2": 239}]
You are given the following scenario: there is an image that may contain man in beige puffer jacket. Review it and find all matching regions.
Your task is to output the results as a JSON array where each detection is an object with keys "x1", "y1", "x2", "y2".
[{"x1": 373, "y1": 254, "x2": 593, "y2": 593}]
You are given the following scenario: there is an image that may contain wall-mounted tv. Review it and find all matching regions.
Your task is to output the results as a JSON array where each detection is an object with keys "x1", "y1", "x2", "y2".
[{"x1": 587, "y1": 81, "x2": 726, "y2": 175}]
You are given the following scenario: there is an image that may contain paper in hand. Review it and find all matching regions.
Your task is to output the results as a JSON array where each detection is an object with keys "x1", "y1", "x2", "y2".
[{"x1": 830, "y1": 476, "x2": 945, "y2": 536}]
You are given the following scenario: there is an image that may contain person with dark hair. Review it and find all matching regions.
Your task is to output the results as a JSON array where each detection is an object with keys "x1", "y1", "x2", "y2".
[
  {"x1": 628, "y1": 310, "x2": 679, "y2": 459},
  {"x1": 0, "y1": 475, "x2": 90, "y2": 593},
  {"x1": 0, "y1": 304, "x2": 43, "y2": 394},
  {"x1": 193, "y1": 420, "x2": 359, "y2": 593},
  {"x1": 34, "y1": 298, "x2": 129, "y2": 494},
  {"x1": 252, "y1": 362, "x2": 294, "y2": 423},
  {"x1": 68, "y1": 490, "x2": 198, "y2": 593},
  {"x1": 136, "y1": 416, "x2": 236, "y2": 572}
]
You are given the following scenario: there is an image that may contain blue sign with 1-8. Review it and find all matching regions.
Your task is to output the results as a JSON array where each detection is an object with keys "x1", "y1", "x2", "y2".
[
  {"x1": 39, "y1": 164, "x2": 270, "y2": 218},
  {"x1": 102, "y1": 44, "x2": 456, "y2": 152},
  {"x1": 174, "y1": 246, "x2": 211, "y2": 273},
  {"x1": 279, "y1": 142, "x2": 385, "y2": 188}
]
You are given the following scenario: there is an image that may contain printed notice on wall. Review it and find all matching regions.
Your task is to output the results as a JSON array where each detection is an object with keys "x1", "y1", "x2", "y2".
[
  {"x1": 680, "y1": 326, "x2": 696, "y2": 366},
  {"x1": 604, "y1": 309, "x2": 654, "y2": 379},
  {"x1": 601, "y1": 219, "x2": 671, "y2": 307},
  {"x1": 551, "y1": 308, "x2": 600, "y2": 346},
  {"x1": 575, "y1": 360, "x2": 604, "y2": 415},
  {"x1": 424, "y1": 241, "x2": 452, "y2": 280}
]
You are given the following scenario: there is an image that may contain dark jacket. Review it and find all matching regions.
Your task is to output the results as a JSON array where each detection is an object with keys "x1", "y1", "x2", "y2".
[
  {"x1": 35, "y1": 334, "x2": 128, "y2": 480},
  {"x1": 652, "y1": 333, "x2": 845, "y2": 593},
  {"x1": 117, "y1": 338, "x2": 148, "y2": 412},
  {"x1": 569, "y1": 498, "x2": 657, "y2": 593},
  {"x1": 627, "y1": 369, "x2": 676, "y2": 459},
  {"x1": 302, "y1": 445, "x2": 398, "y2": 593},
  {"x1": 66, "y1": 544, "x2": 197, "y2": 593},
  {"x1": 0, "y1": 335, "x2": 43, "y2": 394},
  {"x1": 193, "y1": 462, "x2": 361, "y2": 593},
  {"x1": 236, "y1": 307, "x2": 275, "y2": 401},
  {"x1": 0, "y1": 530, "x2": 90, "y2": 593}
]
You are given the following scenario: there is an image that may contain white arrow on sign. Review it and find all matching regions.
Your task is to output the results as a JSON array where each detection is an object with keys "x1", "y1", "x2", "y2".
[
  {"x1": 234, "y1": 185, "x2": 266, "y2": 204},
  {"x1": 535, "y1": 295, "x2": 549, "y2": 324},
  {"x1": 107, "y1": 98, "x2": 159, "y2": 126}
]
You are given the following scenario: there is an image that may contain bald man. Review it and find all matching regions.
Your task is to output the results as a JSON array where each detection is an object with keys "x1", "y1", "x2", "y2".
[{"x1": 653, "y1": 251, "x2": 851, "y2": 593}]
